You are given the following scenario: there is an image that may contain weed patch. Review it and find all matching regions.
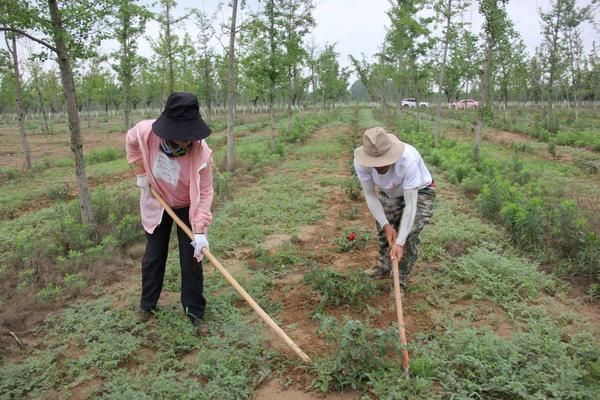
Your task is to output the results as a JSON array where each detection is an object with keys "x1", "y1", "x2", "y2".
[
  {"x1": 304, "y1": 267, "x2": 377, "y2": 307},
  {"x1": 447, "y1": 249, "x2": 555, "y2": 308},
  {"x1": 312, "y1": 316, "x2": 403, "y2": 392},
  {"x1": 418, "y1": 325, "x2": 600, "y2": 399}
]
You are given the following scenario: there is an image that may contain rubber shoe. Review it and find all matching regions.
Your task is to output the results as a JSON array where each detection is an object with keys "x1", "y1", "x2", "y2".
[
  {"x1": 138, "y1": 307, "x2": 157, "y2": 322},
  {"x1": 388, "y1": 275, "x2": 409, "y2": 297},
  {"x1": 400, "y1": 274, "x2": 408, "y2": 291},
  {"x1": 192, "y1": 318, "x2": 210, "y2": 336},
  {"x1": 366, "y1": 266, "x2": 391, "y2": 278}
]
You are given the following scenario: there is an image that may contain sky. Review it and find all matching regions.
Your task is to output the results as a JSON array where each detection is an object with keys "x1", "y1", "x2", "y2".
[
  {"x1": 10, "y1": 0, "x2": 599, "y2": 78},
  {"x1": 311, "y1": 0, "x2": 598, "y2": 64},
  {"x1": 137, "y1": 0, "x2": 598, "y2": 70}
]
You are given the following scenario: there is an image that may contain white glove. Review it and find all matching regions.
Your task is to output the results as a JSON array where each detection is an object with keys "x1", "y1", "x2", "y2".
[
  {"x1": 192, "y1": 234, "x2": 209, "y2": 261},
  {"x1": 136, "y1": 174, "x2": 149, "y2": 190}
]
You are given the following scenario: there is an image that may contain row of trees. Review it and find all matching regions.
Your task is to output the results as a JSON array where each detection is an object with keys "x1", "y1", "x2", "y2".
[
  {"x1": 2, "y1": 1, "x2": 598, "y2": 123},
  {"x1": 0, "y1": 0, "x2": 349, "y2": 224},
  {"x1": 0, "y1": 1, "x2": 349, "y2": 119},
  {"x1": 351, "y1": 0, "x2": 598, "y2": 152},
  {"x1": 354, "y1": 0, "x2": 598, "y2": 108},
  {"x1": 0, "y1": 0, "x2": 598, "y2": 225}
]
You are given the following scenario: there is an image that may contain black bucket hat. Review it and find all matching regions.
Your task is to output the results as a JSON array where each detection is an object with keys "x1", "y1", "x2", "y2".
[{"x1": 152, "y1": 92, "x2": 212, "y2": 141}]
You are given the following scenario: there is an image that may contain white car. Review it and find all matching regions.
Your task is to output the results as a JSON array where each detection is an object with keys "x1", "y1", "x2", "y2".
[{"x1": 401, "y1": 98, "x2": 429, "y2": 108}]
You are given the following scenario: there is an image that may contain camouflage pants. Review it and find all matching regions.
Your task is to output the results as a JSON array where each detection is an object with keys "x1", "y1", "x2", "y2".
[{"x1": 376, "y1": 188, "x2": 436, "y2": 276}]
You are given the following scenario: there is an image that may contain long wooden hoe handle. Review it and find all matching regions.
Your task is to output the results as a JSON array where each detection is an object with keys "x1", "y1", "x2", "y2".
[
  {"x1": 150, "y1": 187, "x2": 312, "y2": 364},
  {"x1": 392, "y1": 258, "x2": 410, "y2": 379}
]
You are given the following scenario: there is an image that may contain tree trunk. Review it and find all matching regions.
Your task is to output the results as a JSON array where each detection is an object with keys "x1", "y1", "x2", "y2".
[
  {"x1": 546, "y1": 2, "x2": 562, "y2": 132},
  {"x1": 226, "y1": 0, "x2": 238, "y2": 172},
  {"x1": 30, "y1": 59, "x2": 50, "y2": 135},
  {"x1": 122, "y1": 22, "x2": 131, "y2": 130},
  {"x1": 87, "y1": 96, "x2": 91, "y2": 129},
  {"x1": 567, "y1": 30, "x2": 580, "y2": 124},
  {"x1": 475, "y1": 27, "x2": 493, "y2": 163},
  {"x1": 270, "y1": 94, "x2": 276, "y2": 151},
  {"x1": 7, "y1": 35, "x2": 32, "y2": 171},
  {"x1": 48, "y1": 0, "x2": 94, "y2": 225},
  {"x1": 204, "y1": 51, "x2": 213, "y2": 113},
  {"x1": 503, "y1": 84, "x2": 508, "y2": 123},
  {"x1": 310, "y1": 62, "x2": 317, "y2": 107},
  {"x1": 287, "y1": 72, "x2": 292, "y2": 132},
  {"x1": 396, "y1": 56, "x2": 405, "y2": 114},
  {"x1": 124, "y1": 75, "x2": 131, "y2": 129},
  {"x1": 434, "y1": 0, "x2": 452, "y2": 147},
  {"x1": 166, "y1": 1, "x2": 174, "y2": 94}
]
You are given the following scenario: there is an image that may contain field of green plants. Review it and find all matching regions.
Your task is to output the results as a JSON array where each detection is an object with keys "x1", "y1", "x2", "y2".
[{"x1": 1, "y1": 106, "x2": 599, "y2": 399}]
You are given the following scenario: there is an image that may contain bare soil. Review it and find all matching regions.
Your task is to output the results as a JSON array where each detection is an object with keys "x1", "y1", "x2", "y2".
[
  {"x1": 255, "y1": 378, "x2": 360, "y2": 400},
  {"x1": 0, "y1": 129, "x2": 125, "y2": 169}
]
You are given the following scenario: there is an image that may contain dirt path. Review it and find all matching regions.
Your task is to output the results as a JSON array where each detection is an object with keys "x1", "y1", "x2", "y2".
[
  {"x1": 0, "y1": 130, "x2": 125, "y2": 169},
  {"x1": 251, "y1": 123, "x2": 444, "y2": 397}
]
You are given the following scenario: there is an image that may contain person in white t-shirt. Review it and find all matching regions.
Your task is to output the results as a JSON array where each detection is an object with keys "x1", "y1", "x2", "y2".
[{"x1": 354, "y1": 127, "x2": 436, "y2": 289}]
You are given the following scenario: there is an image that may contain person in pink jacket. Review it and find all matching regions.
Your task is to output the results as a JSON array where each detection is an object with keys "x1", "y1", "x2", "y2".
[{"x1": 126, "y1": 92, "x2": 214, "y2": 336}]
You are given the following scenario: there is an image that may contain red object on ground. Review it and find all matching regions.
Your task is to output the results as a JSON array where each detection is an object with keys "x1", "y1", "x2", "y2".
[{"x1": 347, "y1": 232, "x2": 357, "y2": 241}]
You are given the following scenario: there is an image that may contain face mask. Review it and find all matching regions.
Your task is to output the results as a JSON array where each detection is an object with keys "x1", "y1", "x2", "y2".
[{"x1": 160, "y1": 139, "x2": 191, "y2": 157}]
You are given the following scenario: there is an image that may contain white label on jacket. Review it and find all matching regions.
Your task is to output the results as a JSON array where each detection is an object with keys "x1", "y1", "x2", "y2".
[{"x1": 153, "y1": 152, "x2": 180, "y2": 187}]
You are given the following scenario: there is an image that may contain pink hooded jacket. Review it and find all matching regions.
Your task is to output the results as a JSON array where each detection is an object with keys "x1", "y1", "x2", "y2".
[{"x1": 125, "y1": 120, "x2": 213, "y2": 234}]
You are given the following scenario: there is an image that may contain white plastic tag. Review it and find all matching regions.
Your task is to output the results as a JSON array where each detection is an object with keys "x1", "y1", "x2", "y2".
[{"x1": 153, "y1": 152, "x2": 180, "y2": 187}]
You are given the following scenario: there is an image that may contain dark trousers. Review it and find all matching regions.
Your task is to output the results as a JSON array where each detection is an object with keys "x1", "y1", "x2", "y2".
[{"x1": 140, "y1": 206, "x2": 206, "y2": 320}]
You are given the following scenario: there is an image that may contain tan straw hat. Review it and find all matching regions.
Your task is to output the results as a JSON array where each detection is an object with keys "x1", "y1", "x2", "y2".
[{"x1": 354, "y1": 127, "x2": 405, "y2": 167}]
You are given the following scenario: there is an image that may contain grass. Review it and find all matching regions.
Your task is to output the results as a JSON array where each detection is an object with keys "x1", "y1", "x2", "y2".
[
  {"x1": 2, "y1": 106, "x2": 599, "y2": 399},
  {"x1": 0, "y1": 155, "x2": 130, "y2": 219},
  {"x1": 209, "y1": 173, "x2": 324, "y2": 255},
  {"x1": 447, "y1": 248, "x2": 556, "y2": 308},
  {"x1": 421, "y1": 106, "x2": 600, "y2": 152},
  {"x1": 356, "y1": 107, "x2": 383, "y2": 129},
  {"x1": 381, "y1": 110, "x2": 600, "y2": 287},
  {"x1": 0, "y1": 109, "x2": 348, "y2": 398},
  {"x1": 0, "y1": 269, "x2": 279, "y2": 399},
  {"x1": 251, "y1": 242, "x2": 313, "y2": 277},
  {"x1": 420, "y1": 198, "x2": 505, "y2": 261},
  {"x1": 421, "y1": 323, "x2": 599, "y2": 399}
]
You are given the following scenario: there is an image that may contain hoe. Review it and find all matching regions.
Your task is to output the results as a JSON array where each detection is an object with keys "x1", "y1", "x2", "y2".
[
  {"x1": 150, "y1": 186, "x2": 312, "y2": 364},
  {"x1": 392, "y1": 258, "x2": 411, "y2": 379}
]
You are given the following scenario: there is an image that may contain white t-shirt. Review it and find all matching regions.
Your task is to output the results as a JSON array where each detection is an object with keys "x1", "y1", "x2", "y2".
[{"x1": 354, "y1": 144, "x2": 432, "y2": 198}]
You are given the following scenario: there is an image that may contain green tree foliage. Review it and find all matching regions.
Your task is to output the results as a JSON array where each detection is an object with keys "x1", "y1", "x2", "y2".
[
  {"x1": 110, "y1": 0, "x2": 150, "y2": 129},
  {"x1": 150, "y1": 0, "x2": 190, "y2": 95},
  {"x1": 314, "y1": 44, "x2": 349, "y2": 108},
  {"x1": 432, "y1": 0, "x2": 470, "y2": 146},
  {"x1": 384, "y1": 0, "x2": 434, "y2": 110},
  {"x1": 539, "y1": 0, "x2": 592, "y2": 131},
  {"x1": 241, "y1": 0, "x2": 286, "y2": 150},
  {"x1": 474, "y1": 0, "x2": 513, "y2": 162},
  {"x1": 445, "y1": 29, "x2": 478, "y2": 101},
  {"x1": 193, "y1": 7, "x2": 219, "y2": 113},
  {"x1": 278, "y1": 0, "x2": 315, "y2": 130},
  {"x1": 0, "y1": 0, "x2": 125, "y2": 225}
]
